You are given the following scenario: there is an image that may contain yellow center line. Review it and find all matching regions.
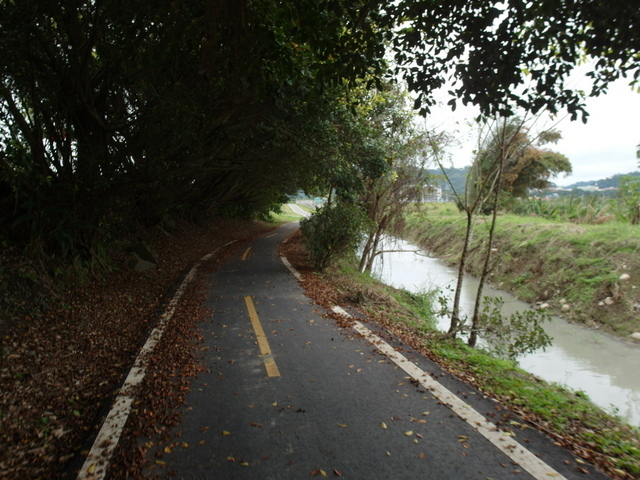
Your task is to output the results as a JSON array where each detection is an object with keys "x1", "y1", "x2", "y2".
[
  {"x1": 241, "y1": 247, "x2": 251, "y2": 261},
  {"x1": 244, "y1": 296, "x2": 280, "y2": 378}
]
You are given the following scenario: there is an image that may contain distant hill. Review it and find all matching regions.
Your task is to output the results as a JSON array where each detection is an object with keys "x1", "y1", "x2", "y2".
[
  {"x1": 555, "y1": 171, "x2": 640, "y2": 190},
  {"x1": 428, "y1": 167, "x2": 640, "y2": 197},
  {"x1": 427, "y1": 166, "x2": 470, "y2": 198}
]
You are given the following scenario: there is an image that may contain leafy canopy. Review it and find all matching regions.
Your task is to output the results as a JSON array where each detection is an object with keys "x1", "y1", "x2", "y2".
[
  {"x1": 388, "y1": 0, "x2": 640, "y2": 120},
  {"x1": 1, "y1": 0, "x2": 640, "y2": 259}
]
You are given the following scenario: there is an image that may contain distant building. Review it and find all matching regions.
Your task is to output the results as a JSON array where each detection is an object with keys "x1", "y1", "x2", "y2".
[{"x1": 421, "y1": 185, "x2": 443, "y2": 203}]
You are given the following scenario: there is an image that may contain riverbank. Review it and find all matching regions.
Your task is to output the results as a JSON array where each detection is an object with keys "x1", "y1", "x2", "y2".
[
  {"x1": 402, "y1": 203, "x2": 640, "y2": 342},
  {"x1": 281, "y1": 228, "x2": 640, "y2": 479}
]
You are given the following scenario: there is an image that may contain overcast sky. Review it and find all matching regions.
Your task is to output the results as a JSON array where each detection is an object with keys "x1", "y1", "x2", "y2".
[
  {"x1": 551, "y1": 80, "x2": 640, "y2": 186},
  {"x1": 425, "y1": 76, "x2": 640, "y2": 187}
]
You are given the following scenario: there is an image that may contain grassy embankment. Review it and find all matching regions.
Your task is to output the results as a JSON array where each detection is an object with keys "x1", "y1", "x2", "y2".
[
  {"x1": 276, "y1": 203, "x2": 314, "y2": 223},
  {"x1": 280, "y1": 203, "x2": 640, "y2": 478},
  {"x1": 403, "y1": 202, "x2": 640, "y2": 340}
]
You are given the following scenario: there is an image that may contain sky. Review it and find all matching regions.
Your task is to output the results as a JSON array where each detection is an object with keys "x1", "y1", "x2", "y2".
[{"x1": 424, "y1": 76, "x2": 640, "y2": 187}]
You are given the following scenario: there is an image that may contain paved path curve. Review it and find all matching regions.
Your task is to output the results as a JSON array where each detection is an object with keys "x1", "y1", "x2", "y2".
[
  {"x1": 286, "y1": 203, "x2": 311, "y2": 218},
  {"x1": 118, "y1": 223, "x2": 612, "y2": 479}
]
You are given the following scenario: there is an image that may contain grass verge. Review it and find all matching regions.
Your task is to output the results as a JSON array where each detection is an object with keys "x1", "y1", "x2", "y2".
[{"x1": 270, "y1": 203, "x2": 312, "y2": 224}]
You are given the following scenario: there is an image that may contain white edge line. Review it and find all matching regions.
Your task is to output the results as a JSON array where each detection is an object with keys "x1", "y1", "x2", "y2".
[
  {"x1": 281, "y1": 256, "x2": 303, "y2": 281},
  {"x1": 76, "y1": 240, "x2": 236, "y2": 480},
  {"x1": 278, "y1": 257, "x2": 563, "y2": 479},
  {"x1": 331, "y1": 306, "x2": 567, "y2": 480}
]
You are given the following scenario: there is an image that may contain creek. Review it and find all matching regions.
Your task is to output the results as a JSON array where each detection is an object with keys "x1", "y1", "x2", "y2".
[{"x1": 372, "y1": 238, "x2": 640, "y2": 427}]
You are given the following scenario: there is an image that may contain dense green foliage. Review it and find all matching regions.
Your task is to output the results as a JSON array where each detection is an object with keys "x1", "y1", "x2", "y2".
[
  {"x1": 300, "y1": 202, "x2": 366, "y2": 270},
  {"x1": 390, "y1": 0, "x2": 640, "y2": 120},
  {"x1": 354, "y1": 86, "x2": 438, "y2": 273},
  {"x1": 2, "y1": 0, "x2": 640, "y2": 265},
  {"x1": 0, "y1": 0, "x2": 388, "y2": 261}
]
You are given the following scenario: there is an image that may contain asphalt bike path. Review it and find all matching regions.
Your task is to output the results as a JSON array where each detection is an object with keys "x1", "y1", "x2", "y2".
[{"x1": 141, "y1": 223, "x2": 610, "y2": 479}]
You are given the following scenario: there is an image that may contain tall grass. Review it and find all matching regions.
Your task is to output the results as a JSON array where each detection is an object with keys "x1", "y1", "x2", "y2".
[{"x1": 508, "y1": 193, "x2": 621, "y2": 224}]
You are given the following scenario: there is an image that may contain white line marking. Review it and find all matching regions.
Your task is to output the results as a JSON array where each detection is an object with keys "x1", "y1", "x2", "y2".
[
  {"x1": 281, "y1": 256, "x2": 303, "y2": 281},
  {"x1": 331, "y1": 306, "x2": 566, "y2": 480},
  {"x1": 77, "y1": 241, "x2": 236, "y2": 479}
]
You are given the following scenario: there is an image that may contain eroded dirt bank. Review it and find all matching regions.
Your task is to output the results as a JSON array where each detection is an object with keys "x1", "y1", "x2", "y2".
[{"x1": 403, "y1": 213, "x2": 640, "y2": 342}]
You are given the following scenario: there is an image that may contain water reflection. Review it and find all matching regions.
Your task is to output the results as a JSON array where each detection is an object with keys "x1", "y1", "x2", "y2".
[{"x1": 373, "y1": 238, "x2": 640, "y2": 426}]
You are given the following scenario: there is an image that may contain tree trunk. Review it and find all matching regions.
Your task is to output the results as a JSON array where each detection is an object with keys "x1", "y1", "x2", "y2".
[
  {"x1": 448, "y1": 209, "x2": 473, "y2": 336},
  {"x1": 359, "y1": 231, "x2": 375, "y2": 272},
  {"x1": 468, "y1": 122, "x2": 508, "y2": 347},
  {"x1": 468, "y1": 188, "x2": 500, "y2": 347},
  {"x1": 364, "y1": 221, "x2": 386, "y2": 273}
]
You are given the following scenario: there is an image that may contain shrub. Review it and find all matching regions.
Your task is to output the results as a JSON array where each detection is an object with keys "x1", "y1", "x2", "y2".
[{"x1": 300, "y1": 203, "x2": 365, "y2": 270}]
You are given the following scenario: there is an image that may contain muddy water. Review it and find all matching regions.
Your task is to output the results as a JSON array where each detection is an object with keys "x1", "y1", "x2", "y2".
[{"x1": 372, "y1": 238, "x2": 640, "y2": 426}]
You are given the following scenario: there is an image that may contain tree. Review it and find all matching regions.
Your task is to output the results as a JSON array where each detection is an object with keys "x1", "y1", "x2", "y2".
[
  {"x1": 353, "y1": 85, "x2": 437, "y2": 273},
  {"x1": 474, "y1": 122, "x2": 571, "y2": 205},
  {"x1": 429, "y1": 119, "x2": 522, "y2": 336},
  {"x1": 3, "y1": 0, "x2": 640, "y2": 264},
  {"x1": 388, "y1": 1, "x2": 640, "y2": 121},
  {"x1": 429, "y1": 116, "x2": 553, "y2": 354},
  {"x1": 0, "y1": 0, "x2": 391, "y2": 258},
  {"x1": 466, "y1": 118, "x2": 530, "y2": 346},
  {"x1": 466, "y1": 118, "x2": 560, "y2": 351},
  {"x1": 300, "y1": 202, "x2": 366, "y2": 270}
]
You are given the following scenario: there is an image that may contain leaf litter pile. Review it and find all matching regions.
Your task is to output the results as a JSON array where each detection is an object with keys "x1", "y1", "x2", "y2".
[{"x1": 0, "y1": 218, "x2": 274, "y2": 479}]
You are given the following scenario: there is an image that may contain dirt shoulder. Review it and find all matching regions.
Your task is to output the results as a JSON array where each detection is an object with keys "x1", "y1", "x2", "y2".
[{"x1": 0, "y1": 218, "x2": 275, "y2": 479}]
